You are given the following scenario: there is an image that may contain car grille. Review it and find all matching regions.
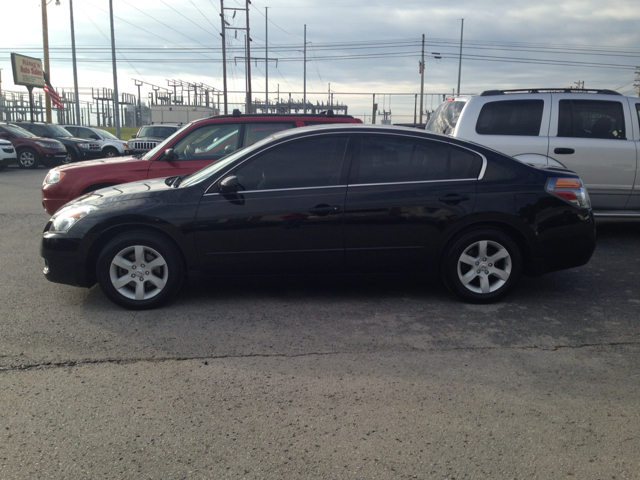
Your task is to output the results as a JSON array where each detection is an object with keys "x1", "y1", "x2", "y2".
[
  {"x1": 130, "y1": 141, "x2": 158, "y2": 151},
  {"x1": 88, "y1": 143, "x2": 101, "y2": 150}
]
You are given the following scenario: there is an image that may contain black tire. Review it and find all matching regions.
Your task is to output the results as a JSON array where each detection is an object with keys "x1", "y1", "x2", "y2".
[
  {"x1": 103, "y1": 147, "x2": 119, "y2": 158},
  {"x1": 96, "y1": 231, "x2": 184, "y2": 310},
  {"x1": 17, "y1": 148, "x2": 40, "y2": 169},
  {"x1": 441, "y1": 228, "x2": 522, "y2": 304},
  {"x1": 62, "y1": 148, "x2": 77, "y2": 164}
]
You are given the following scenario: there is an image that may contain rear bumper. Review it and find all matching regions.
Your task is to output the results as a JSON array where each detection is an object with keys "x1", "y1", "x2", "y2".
[{"x1": 529, "y1": 209, "x2": 596, "y2": 276}]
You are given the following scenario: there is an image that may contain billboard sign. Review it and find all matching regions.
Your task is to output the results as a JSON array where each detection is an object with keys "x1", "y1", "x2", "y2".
[{"x1": 11, "y1": 53, "x2": 45, "y2": 88}]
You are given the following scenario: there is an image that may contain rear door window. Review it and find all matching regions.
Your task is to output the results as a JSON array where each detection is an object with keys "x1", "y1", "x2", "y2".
[
  {"x1": 558, "y1": 100, "x2": 626, "y2": 139},
  {"x1": 350, "y1": 135, "x2": 482, "y2": 184},
  {"x1": 476, "y1": 100, "x2": 544, "y2": 136}
]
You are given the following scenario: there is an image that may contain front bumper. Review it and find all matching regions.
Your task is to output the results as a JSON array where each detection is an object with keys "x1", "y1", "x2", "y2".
[{"x1": 41, "y1": 230, "x2": 92, "y2": 287}]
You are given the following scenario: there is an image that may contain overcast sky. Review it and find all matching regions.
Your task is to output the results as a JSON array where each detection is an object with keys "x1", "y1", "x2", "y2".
[{"x1": 2, "y1": 0, "x2": 639, "y2": 122}]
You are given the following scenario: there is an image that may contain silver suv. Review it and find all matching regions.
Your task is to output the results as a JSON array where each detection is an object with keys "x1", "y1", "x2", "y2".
[
  {"x1": 63, "y1": 125, "x2": 129, "y2": 158},
  {"x1": 426, "y1": 88, "x2": 640, "y2": 218}
]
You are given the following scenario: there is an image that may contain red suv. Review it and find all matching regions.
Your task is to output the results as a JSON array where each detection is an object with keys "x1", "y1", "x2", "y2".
[
  {"x1": 0, "y1": 122, "x2": 68, "y2": 168},
  {"x1": 42, "y1": 112, "x2": 362, "y2": 214}
]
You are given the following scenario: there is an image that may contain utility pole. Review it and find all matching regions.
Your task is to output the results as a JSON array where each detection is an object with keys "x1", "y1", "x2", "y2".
[
  {"x1": 456, "y1": 19, "x2": 464, "y2": 97},
  {"x1": 109, "y1": 0, "x2": 120, "y2": 138},
  {"x1": 221, "y1": 0, "x2": 252, "y2": 113},
  {"x1": 41, "y1": 0, "x2": 52, "y2": 123},
  {"x1": 245, "y1": 0, "x2": 252, "y2": 113},
  {"x1": 634, "y1": 67, "x2": 640, "y2": 97},
  {"x1": 68, "y1": 0, "x2": 81, "y2": 126},
  {"x1": 303, "y1": 25, "x2": 307, "y2": 114},
  {"x1": 265, "y1": 7, "x2": 268, "y2": 112},
  {"x1": 220, "y1": 0, "x2": 228, "y2": 114},
  {"x1": 134, "y1": 79, "x2": 142, "y2": 126},
  {"x1": 419, "y1": 34, "x2": 424, "y2": 123},
  {"x1": 372, "y1": 94, "x2": 377, "y2": 125}
]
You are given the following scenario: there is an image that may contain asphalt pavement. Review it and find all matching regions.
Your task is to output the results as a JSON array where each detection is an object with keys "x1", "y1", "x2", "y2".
[{"x1": 0, "y1": 165, "x2": 638, "y2": 479}]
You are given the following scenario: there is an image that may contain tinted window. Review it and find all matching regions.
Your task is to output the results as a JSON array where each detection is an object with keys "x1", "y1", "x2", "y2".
[
  {"x1": 74, "y1": 127, "x2": 95, "y2": 139},
  {"x1": 558, "y1": 100, "x2": 626, "y2": 139},
  {"x1": 476, "y1": 100, "x2": 543, "y2": 136},
  {"x1": 243, "y1": 122, "x2": 294, "y2": 146},
  {"x1": 235, "y1": 135, "x2": 348, "y2": 191},
  {"x1": 425, "y1": 100, "x2": 465, "y2": 134},
  {"x1": 172, "y1": 124, "x2": 240, "y2": 161},
  {"x1": 351, "y1": 135, "x2": 481, "y2": 184},
  {"x1": 635, "y1": 104, "x2": 640, "y2": 137}
]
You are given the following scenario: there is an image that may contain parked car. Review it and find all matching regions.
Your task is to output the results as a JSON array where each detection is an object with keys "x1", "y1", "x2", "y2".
[
  {"x1": 13, "y1": 122, "x2": 103, "y2": 165},
  {"x1": 41, "y1": 124, "x2": 596, "y2": 310},
  {"x1": 0, "y1": 122, "x2": 67, "y2": 168},
  {"x1": 127, "y1": 123, "x2": 184, "y2": 154},
  {"x1": 425, "y1": 88, "x2": 640, "y2": 218},
  {"x1": 63, "y1": 125, "x2": 129, "y2": 158},
  {"x1": 0, "y1": 138, "x2": 17, "y2": 169},
  {"x1": 42, "y1": 112, "x2": 363, "y2": 214}
]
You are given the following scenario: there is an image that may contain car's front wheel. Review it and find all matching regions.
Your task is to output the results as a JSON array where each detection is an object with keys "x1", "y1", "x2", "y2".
[
  {"x1": 103, "y1": 147, "x2": 119, "y2": 158},
  {"x1": 62, "y1": 148, "x2": 77, "y2": 164},
  {"x1": 441, "y1": 228, "x2": 522, "y2": 304},
  {"x1": 17, "y1": 148, "x2": 39, "y2": 169},
  {"x1": 96, "y1": 231, "x2": 184, "y2": 309}
]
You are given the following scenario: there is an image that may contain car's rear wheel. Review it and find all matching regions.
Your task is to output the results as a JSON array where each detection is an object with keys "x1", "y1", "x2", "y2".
[
  {"x1": 441, "y1": 228, "x2": 522, "y2": 304},
  {"x1": 17, "y1": 148, "x2": 39, "y2": 169},
  {"x1": 96, "y1": 231, "x2": 184, "y2": 310}
]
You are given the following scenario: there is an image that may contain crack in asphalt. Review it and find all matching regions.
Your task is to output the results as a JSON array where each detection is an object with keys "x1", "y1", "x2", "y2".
[{"x1": 0, "y1": 341, "x2": 637, "y2": 373}]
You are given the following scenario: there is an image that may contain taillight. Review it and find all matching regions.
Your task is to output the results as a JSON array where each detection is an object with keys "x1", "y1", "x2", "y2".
[{"x1": 546, "y1": 177, "x2": 591, "y2": 208}]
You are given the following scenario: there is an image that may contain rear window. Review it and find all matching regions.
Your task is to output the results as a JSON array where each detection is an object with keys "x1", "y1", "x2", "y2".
[
  {"x1": 558, "y1": 100, "x2": 626, "y2": 140},
  {"x1": 475, "y1": 100, "x2": 543, "y2": 136},
  {"x1": 425, "y1": 100, "x2": 465, "y2": 135}
]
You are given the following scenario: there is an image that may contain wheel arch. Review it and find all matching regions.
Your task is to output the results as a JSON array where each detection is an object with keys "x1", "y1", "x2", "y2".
[
  {"x1": 437, "y1": 218, "x2": 536, "y2": 277},
  {"x1": 83, "y1": 223, "x2": 190, "y2": 287}
]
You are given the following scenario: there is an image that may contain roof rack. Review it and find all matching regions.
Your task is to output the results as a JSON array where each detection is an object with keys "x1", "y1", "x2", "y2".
[{"x1": 480, "y1": 88, "x2": 622, "y2": 96}]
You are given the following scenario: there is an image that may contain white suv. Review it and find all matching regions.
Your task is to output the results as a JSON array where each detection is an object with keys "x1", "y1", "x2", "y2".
[
  {"x1": 426, "y1": 88, "x2": 640, "y2": 218},
  {"x1": 63, "y1": 125, "x2": 129, "y2": 158}
]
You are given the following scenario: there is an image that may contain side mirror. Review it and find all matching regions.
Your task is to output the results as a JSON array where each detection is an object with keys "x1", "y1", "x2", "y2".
[
  {"x1": 164, "y1": 148, "x2": 175, "y2": 160},
  {"x1": 131, "y1": 134, "x2": 137, "y2": 139},
  {"x1": 219, "y1": 175, "x2": 239, "y2": 193},
  {"x1": 90, "y1": 134, "x2": 100, "y2": 140}
]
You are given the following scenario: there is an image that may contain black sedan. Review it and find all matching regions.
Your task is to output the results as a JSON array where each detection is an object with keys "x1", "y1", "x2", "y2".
[{"x1": 41, "y1": 125, "x2": 596, "y2": 309}]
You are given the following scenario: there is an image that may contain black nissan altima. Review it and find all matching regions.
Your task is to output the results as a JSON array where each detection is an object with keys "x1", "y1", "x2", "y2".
[{"x1": 41, "y1": 124, "x2": 596, "y2": 309}]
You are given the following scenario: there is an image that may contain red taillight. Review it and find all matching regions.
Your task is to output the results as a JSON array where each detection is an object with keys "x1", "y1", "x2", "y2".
[
  {"x1": 555, "y1": 191, "x2": 577, "y2": 201},
  {"x1": 546, "y1": 177, "x2": 591, "y2": 208}
]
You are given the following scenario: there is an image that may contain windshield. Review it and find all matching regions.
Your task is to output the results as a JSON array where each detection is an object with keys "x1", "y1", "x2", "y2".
[
  {"x1": 138, "y1": 125, "x2": 178, "y2": 138},
  {"x1": 48, "y1": 125, "x2": 74, "y2": 137},
  {"x1": 140, "y1": 126, "x2": 191, "y2": 160},
  {"x1": 426, "y1": 100, "x2": 466, "y2": 135},
  {"x1": 4, "y1": 124, "x2": 36, "y2": 138},
  {"x1": 179, "y1": 134, "x2": 277, "y2": 188},
  {"x1": 95, "y1": 128, "x2": 118, "y2": 140}
]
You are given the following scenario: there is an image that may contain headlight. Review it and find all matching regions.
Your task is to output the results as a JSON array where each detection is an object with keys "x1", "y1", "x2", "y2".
[
  {"x1": 44, "y1": 170, "x2": 66, "y2": 184},
  {"x1": 123, "y1": 143, "x2": 129, "y2": 150},
  {"x1": 49, "y1": 205, "x2": 99, "y2": 234},
  {"x1": 78, "y1": 143, "x2": 91, "y2": 150}
]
